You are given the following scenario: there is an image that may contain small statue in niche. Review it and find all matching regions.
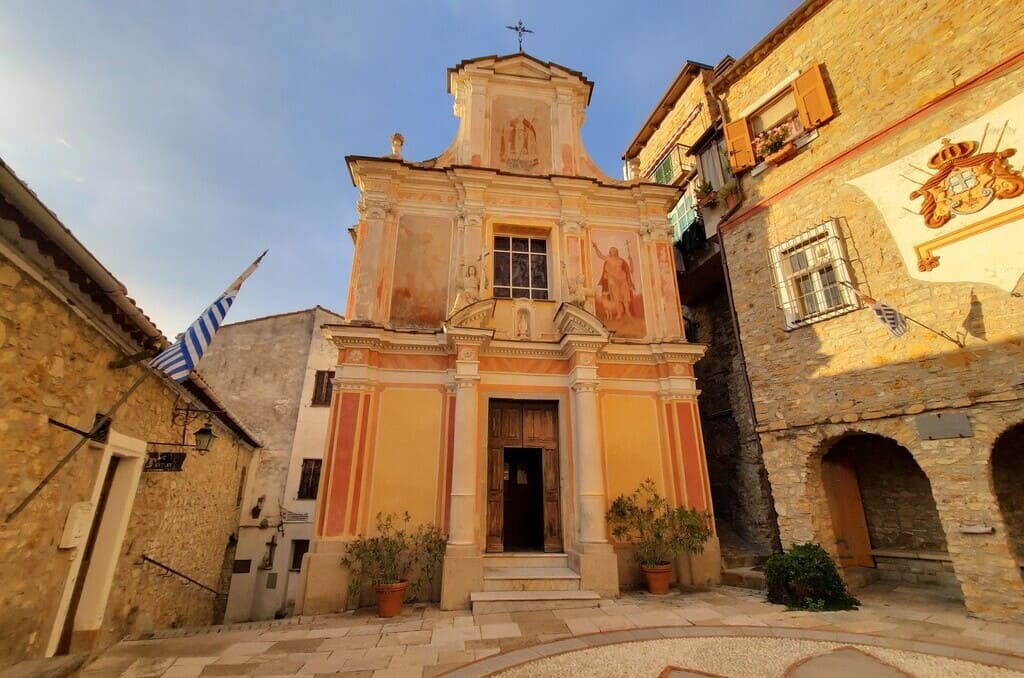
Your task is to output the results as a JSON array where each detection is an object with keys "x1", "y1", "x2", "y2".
[{"x1": 516, "y1": 307, "x2": 532, "y2": 340}]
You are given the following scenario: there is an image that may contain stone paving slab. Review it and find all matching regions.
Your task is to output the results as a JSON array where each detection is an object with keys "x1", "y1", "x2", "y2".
[{"x1": 79, "y1": 583, "x2": 1024, "y2": 678}]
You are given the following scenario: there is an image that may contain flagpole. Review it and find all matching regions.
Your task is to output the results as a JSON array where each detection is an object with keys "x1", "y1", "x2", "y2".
[
  {"x1": 6, "y1": 250, "x2": 269, "y2": 523},
  {"x1": 5, "y1": 367, "x2": 154, "y2": 522}
]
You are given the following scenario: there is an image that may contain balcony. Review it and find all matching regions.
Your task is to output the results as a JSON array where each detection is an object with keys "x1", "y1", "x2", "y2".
[
  {"x1": 674, "y1": 215, "x2": 708, "y2": 270},
  {"x1": 648, "y1": 144, "x2": 695, "y2": 186}
]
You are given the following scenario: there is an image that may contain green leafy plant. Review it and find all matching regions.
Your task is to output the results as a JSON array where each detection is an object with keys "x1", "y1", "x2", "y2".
[
  {"x1": 605, "y1": 479, "x2": 712, "y2": 567},
  {"x1": 717, "y1": 180, "x2": 739, "y2": 201},
  {"x1": 341, "y1": 512, "x2": 446, "y2": 600},
  {"x1": 764, "y1": 542, "x2": 859, "y2": 611},
  {"x1": 695, "y1": 179, "x2": 718, "y2": 207}
]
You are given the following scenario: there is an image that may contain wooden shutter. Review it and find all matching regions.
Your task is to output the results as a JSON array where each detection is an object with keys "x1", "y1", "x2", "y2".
[
  {"x1": 794, "y1": 64, "x2": 835, "y2": 130},
  {"x1": 723, "y1": 119, "x2": 755, "y2": 173}
]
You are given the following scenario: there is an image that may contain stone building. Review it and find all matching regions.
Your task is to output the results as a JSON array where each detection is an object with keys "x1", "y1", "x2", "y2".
[
  {"x1": 702, "y1": 0, "x2": 1024, "y2": 620},
  {"x1": 0, "y1": 157, "x2": 260, "y2": 666},
  {"x1": 198, "y1": 307, "x2": 342, "y2": 622},
  {"x1": 622, "y1": 60, "x2": 781, "y2": 567},
  {"x1": 297, "y1": 53, "x2": 720, "y2": 614}
]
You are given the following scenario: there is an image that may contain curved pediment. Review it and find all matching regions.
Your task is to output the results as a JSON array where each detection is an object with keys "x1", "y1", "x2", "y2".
[
  {"x1": 554, "y1": 303, "x2": 610, "y2": 341},
  {"x1": 445, "y1": 298, "x2": 496, "y2": 330}
]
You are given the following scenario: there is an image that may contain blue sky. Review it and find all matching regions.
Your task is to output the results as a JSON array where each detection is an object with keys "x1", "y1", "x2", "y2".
[{"x1": 1, "y1": 0, "x2": 799, "y2": 336}]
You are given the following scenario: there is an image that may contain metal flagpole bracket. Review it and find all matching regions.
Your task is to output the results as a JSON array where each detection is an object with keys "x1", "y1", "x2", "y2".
[{"x1": 108, "y1": 349, "x2": 159, "y2": 369}]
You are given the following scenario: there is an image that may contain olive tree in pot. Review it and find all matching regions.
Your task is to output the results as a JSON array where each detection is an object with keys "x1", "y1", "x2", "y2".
[
  {"x1": 341, "y1": 512, "x2": 446, "y2": 617},
  {"x1": 606, "y1": 479, "x2": 712, "y2": 594}
]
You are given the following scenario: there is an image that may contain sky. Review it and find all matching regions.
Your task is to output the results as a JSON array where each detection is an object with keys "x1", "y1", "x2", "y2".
[{"x1": 1, "y1": 0, "x2": 801, "y2": 336}]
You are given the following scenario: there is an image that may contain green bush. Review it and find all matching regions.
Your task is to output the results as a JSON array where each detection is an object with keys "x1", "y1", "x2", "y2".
[
  {"x1": 341, "y1": 512, "x2": 446, "y2": 601},
  {"x1": 605, "y1": 479, "x2": 712, "y2": 567},
  {"x1": 764, "y1": 542, "x2": 859, "y2": 611}
]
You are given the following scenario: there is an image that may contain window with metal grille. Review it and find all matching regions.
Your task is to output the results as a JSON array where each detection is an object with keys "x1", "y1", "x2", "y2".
[
  {"x1": 768, "y1": 219, "x2": 857, "y2": 329},
  {"x1": 493, "y1": 236, "x2": 548, "y2": 299},
  {"x1": 311, "y1": 370, "x2": 334, "y2": 406},
  {"x1": 297, "y1": 459, "x2": 322, "y2": 500},
  {"x1": 290, "y1": 540, "x2": 309, "y2": 572}
]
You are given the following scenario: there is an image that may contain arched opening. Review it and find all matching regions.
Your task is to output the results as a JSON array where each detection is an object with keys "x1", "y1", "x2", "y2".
[
  {"x1": 992, "y1": 423, "x2": 1024, "y2": 566},
  {"x1": 821, "y1": 434, "x2": 961, "y2": 597}
]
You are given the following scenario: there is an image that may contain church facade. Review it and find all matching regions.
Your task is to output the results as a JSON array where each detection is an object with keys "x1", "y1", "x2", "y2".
[{"x1": 297, "y1": 54, "x2": 720, "y2": 612}]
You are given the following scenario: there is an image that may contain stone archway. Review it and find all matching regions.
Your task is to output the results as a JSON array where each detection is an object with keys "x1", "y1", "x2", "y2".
[
  {"x1": 992, "y1": 423, "x2": 1024, "y2": 565},
  {"x1": 820, "y1": 434, "x2": 960, "y2": 596}
]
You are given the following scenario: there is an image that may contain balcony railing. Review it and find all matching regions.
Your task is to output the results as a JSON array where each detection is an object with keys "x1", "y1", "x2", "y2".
[{"x1": 648, "y1": 145, "x2": 695, "y2": 186}]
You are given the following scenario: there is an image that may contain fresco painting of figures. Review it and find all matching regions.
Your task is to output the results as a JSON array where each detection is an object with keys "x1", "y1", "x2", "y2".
[
  {"x1": 589, "y1": 229, "x2": 646, "y2": 337},
  {"x1": 390, "y1": 214, "x2": 453, "y2": 328}
]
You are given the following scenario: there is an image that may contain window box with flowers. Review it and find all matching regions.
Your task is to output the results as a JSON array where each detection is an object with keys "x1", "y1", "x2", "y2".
[
  {"x1": 754, "y1": 119, "x2": 799, "y2": 166},
  {"x1": 723, "y1": 64, "x2": 835, "y2": 175}
]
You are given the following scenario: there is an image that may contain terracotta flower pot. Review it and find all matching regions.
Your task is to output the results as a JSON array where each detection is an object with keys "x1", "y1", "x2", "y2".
[
  {"x1": 765, "y1": 141, "x2": 797, "y2": 167},
  {"x1": 374, "y1": 580, "x2": 409, "y2": 618},
  {"x1": 641, "y1": 563, "x2": 673, "y2": 595}
]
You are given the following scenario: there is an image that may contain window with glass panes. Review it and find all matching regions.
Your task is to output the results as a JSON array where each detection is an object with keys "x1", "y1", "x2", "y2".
[
  {"x1": 493, "y1": 236, "x2": 548, "y2": 299},
  {"x1": 768, "y1": 219, "x2": 856, "y2": 329}
]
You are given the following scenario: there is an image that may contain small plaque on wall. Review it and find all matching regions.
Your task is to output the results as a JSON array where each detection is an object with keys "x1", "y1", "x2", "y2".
[
  {"x1": 144, "y1": 452, "x2": 187, "y2": 472},
  {"x1": 915, "y1": 412, "x2": 972, "y2": 440}
]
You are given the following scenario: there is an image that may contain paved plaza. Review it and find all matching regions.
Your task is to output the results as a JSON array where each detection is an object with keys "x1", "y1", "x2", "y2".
[{"x1": 77, "y1": 584, "x2": 1024, "y2": 677}]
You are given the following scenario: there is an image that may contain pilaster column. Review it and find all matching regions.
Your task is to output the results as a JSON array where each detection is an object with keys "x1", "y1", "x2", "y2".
[
  {"x1": 568, "y1": 349, "x2": 607, "y2": 545},
  {"x1": 448, "y1": 346, "x2": 481, "y2": 546}
]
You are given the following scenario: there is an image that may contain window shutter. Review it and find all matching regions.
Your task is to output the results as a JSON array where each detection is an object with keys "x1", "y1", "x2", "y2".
[
  {"x1": 723, "y1": 119, "x2": 755, "y2": 172},
  {"x1": 794, "y1": 64, "x2": 834, "y2": 130}
]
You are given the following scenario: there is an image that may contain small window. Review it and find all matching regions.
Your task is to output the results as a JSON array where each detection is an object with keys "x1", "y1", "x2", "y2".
[
  {"x1": 493, "y1": 235, "x2": 548, "y2": 300},
  {"x1": 265, "y1": 572, "x2": 278, "y2": 589},
  {"x1": 232, "y1": 559, "x2": 252, "y2": 574},
  {"x1": 696, "y1": 137, "x2": 733, "y2": 191},
  {"x1": 768, "y1": 219, "x2": 857, "y2": 329},
  {"x1": 297, "y1": 459, "x2": 322, "y2": 500},
  {"x1": 290, "y1": 539, "x2": 310, "y2": 572},
  {"x1": 311, "y1": 370, "x2": 335, "y2": 406}
]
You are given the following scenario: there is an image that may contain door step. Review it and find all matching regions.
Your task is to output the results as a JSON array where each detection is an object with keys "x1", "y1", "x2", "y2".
[
  {"x1": 483, "y1": 553, "x2": 568, "y2": 568},
  {"x1": 470, "y1": 589, "x2": 601, "y2": 614},
  {"x1": 721, "y1": 566, "x2": 765, "y2": 591},
  {"x1": 483, "y1": 566, "x2": 581, "y2": 592}
]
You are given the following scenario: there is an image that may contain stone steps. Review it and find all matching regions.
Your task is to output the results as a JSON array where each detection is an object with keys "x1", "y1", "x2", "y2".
[
  {"x1": 482, "y1": 553, "x2": 569, "y2": 568},
  {"x1": 470, "y1": 589, "x2": 601, "y2": 614},
  {"x1": 721, "y1": 566, "x2": 766, "y2": 591},
  {"x1": 483, "y1": 566, "x2": 581, "y2": 592}
]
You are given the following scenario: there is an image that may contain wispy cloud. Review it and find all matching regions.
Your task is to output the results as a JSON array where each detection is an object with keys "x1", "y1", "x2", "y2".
[{"x1": 54, "y1": 136, "x2": 73, "y2": 149}]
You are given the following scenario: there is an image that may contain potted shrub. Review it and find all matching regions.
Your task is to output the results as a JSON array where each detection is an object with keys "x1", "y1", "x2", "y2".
[
  {"x1": 764, "y1": 543, "x2": 859, "y2": 611},
  {"x1": 341, "y1": 512, "x2": 446, "y2": 617},
  {"x1": 717, "y1": 180, "x2": 740, "y2": 209},
  {"x1": 695, "y1": 179, "x2": 718, "y2": 208},
  {"x1": 606, "y1": 479, "x2": 712, "y2": 594}
]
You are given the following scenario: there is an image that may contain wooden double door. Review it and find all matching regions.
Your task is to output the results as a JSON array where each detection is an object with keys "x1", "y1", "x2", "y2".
[{"x1": 486, "y1": 400, "x2": 562, "y2": 553}]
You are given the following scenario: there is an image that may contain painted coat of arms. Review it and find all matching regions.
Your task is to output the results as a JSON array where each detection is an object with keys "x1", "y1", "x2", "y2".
[{"x1": 848, "y1": 92, "x2": 1024, "y2": 293}]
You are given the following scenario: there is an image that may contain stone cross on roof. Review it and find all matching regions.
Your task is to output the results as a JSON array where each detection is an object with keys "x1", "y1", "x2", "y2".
[{"x1": 505, "y1": 19, "x2": 533, "y2": 52}]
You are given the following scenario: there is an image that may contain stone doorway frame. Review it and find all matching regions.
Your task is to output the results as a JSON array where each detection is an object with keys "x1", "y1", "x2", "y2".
[{"x1": 46, "y1": 430, "x2": 145, "y2": 656}]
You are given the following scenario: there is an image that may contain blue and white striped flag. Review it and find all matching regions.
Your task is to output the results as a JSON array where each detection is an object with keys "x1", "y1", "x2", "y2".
[
  {"x1": 843, "y1": 282, "x2": 909, "y2": 338},
  {"x1": 149, "y1": 251, "x2": 267, "y2": 382}
]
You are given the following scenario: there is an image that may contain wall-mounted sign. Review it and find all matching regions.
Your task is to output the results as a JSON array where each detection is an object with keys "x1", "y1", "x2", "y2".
[{"x1": 144, "y1": 452, "x2": 187, "y2": 472}]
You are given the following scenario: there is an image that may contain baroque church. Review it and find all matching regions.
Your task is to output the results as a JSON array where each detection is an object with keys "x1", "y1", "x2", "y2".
[{"x1": 296, "y1": 53, "x2": 719, "y2": 612}]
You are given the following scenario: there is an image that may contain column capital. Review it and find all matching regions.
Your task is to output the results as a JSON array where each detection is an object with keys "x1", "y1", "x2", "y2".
[
  {"x1": 454, "y1": 376, "x2": 480, "y2": 389},
  {"x1": 571, "y1": 381, "x2": 600, "y2": 393}
]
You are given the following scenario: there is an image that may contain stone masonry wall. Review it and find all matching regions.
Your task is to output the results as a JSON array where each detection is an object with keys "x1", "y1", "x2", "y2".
[
  {"x1": 690, "y1": 287, "x2": 778, "y2": 554},
  {"x1": 0, "y1": 250, "x2": 253, "y2": 666},
  {"x1": 636, "y1": 71, "x2": 715, "y2": 177},
  {"x1": 718, "y1": 0, "x2": 1024, "y2": 620}
]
